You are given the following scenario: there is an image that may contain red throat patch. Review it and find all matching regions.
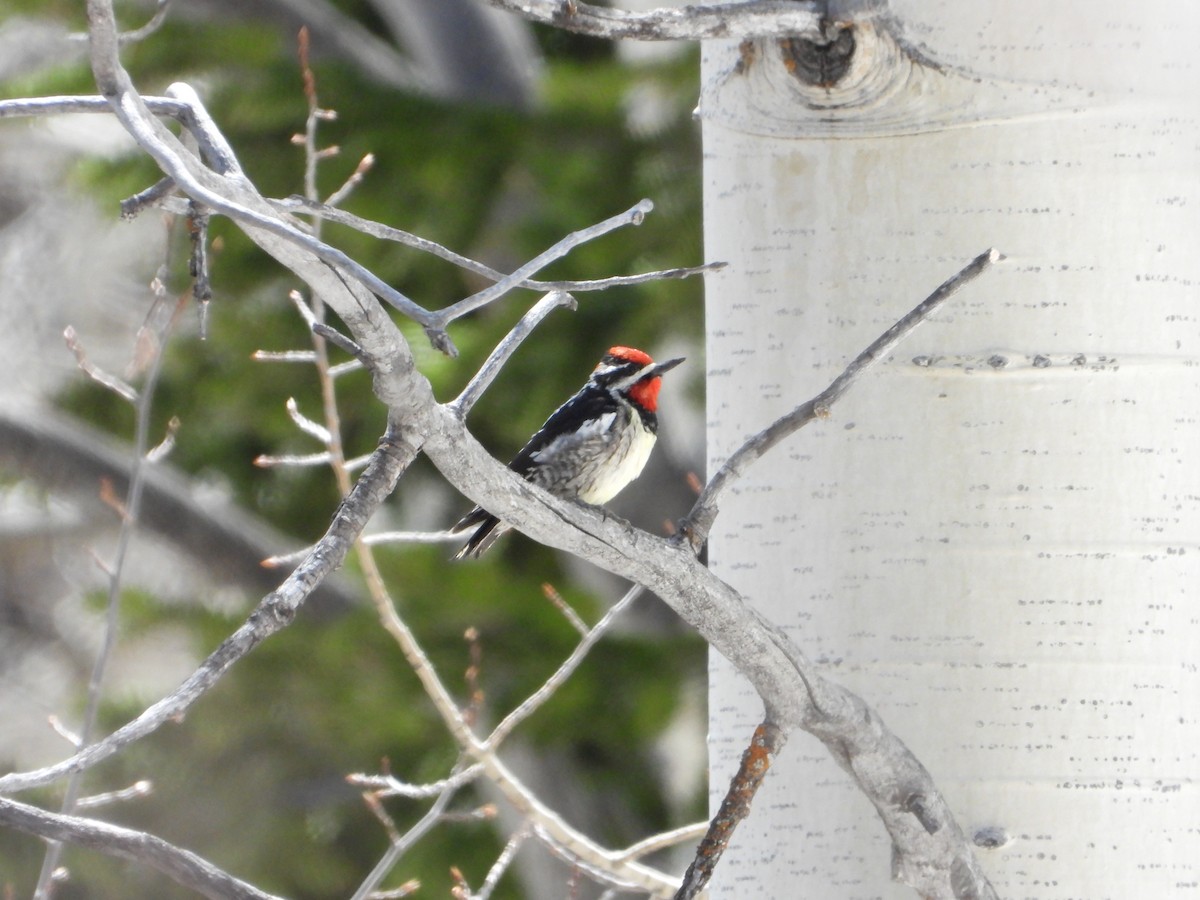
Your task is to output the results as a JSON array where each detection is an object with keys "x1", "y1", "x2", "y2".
[{"x1": 629, "y1": 376, "x2": 662, "y2": 413}]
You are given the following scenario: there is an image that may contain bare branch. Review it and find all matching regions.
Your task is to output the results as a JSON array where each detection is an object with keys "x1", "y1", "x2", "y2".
[
  {"x1": 121, "y1": 176, "x2": 176, "y2": 219},
  {"x1": 528, "y1": 821, "x2": 661, "y2": 894},
  {"x1": 433, "y1": 200, "x2": 654, "y2": 324},
  {"x1": 75, "y1": 780, "x2": 153, "y2": 810},
  {"x1": 254, "y1": 451, "x2": 333, "y2": 468},
  {"x1": 682, "y1": 248, "x2": 1002, "y2": 550},
  {"x1": 325, "y1": 153, "x2": 375, "y2": 208},
  {"x1": 0, "y1": 94, "x2": 233, "y2": 185},
  {"x1": 368, "y1": 882, "x2": 420, "y2": 899},
  {"x1": 675, "y1": 722, "x2": 785, "y2": 898},
  {"x1": 540, "y1": 581, "x2": 588, "y2": 636},
  {"x1": 311, "y1": 322, "x2": 368, "y2": 364},
  {"x1": 486, "y1": 586, "x2": 643, "y2": 749},
  {"x1": 146, "y1": 415, "x2": 181, "y2": 463},
  {"x1": 114, "y1": 0, "x2": 173, "y2": 45},
  {"x1": 450, "y1": 291, "x2": 578, "y2": 417},
  {"x1": 74, "y1": 7, "x2": 447, "y2": 345},
  {"x1": 0, "y1": 95, "x2": 186, "y2": 119},
  {"x1": 37, "y1": 278, "x2": 181, "y2": 898},
  {"x1": 285, "y1": 396, "x2": 332, "y2": 443},
  {"x1": 615, "y1": 822, "x2": 709, "y2": 862},
  {"x1": 482, "y1": 0, "x2": 827, "y2": 41},
  {"x1": 47, "y1": 716, "x2": 82, "y2": 749},
  {"x1": 0, "y1": 796, "x2": 284, "y2": 900},
  {"x1": 359, "y1": 530, "x2": 464, "y2": 546},
  {"x1": 253, "y1": 349, "x2": 318, "y2": 363},
  {"x1": 187, "y1": 201, "x2": 212, "y2": 335},
  {"x1": 67, "y1": 0, "x2": 173, "y2": 45},
  {"x1": 275, "y1": 196, "x2": 722, "y2": 292},
  {"x1": 476, "y1": 827, "x2": 530, "y2": 900},
  {"x1": 63, "y1": 326, "x2": 137, "y2": 402},
  {"x1": 348, "y1": 764, "x2": 485, "y2": 800},
  {"x1": 349, "y1": 764, "x2": 467, "y2": 900}
]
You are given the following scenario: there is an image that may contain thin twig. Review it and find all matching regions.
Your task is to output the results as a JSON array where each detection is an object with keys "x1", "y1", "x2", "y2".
[
  {"x1": 349, "y1": 764, "x2": 467, "y2": 900},
  {"x1": 486, "y1": 586, "x2": 643, "y2": 750},
  {"x1": 146, "y1": 415, "x2": 181, "y2": 463},
  {"x1": 476, "y1": 827, "x2": 530, "y2": 900},
  {"x1": 325, "y1": 153, "x2": 375, "y2": 208},
  {"x1": 366, "y1": 880, "x2": 420, "y2": 898},
  {"x1": 0, "y1": 95, "x2": 187, "y2": 119},
  {"x1": 347, "y1": 764, "x2": 484, "y2": 799},
  {"x1": 254, "y1": 349, "x2": 362, "y2": 378},
  {"x1": 433, "y1": 200, "x2": 654, "y2": 324},
  {"x1": 254, "y1": 451, "x2": 332, "y2": 468},
  {"x1": 450, "y1": 291, "x2": 577, "y2": 417},
  {"x1": 63, "y1": 326, "x2": 137, "y2": 402},
  {"x1": 675, "y1": 722, "x2": 785, "y2": 899},
  {"x1": 47, "y1": 716, "x2": 82, "y2": 748},
  {"x1": 121, "y1": 176, "x2": 176, "y2": 218},
  {"x1": 75, "y1": 780, "x2": 154, "y2": 810},
  {"x1": 360, "y1": 530, "x2": 465, "y2": 546},
  {"x1": 682, "y1": 248, "x2": 1002, "y2": 551},
  {"x1": 311, "y1": 322, "x2": 367, "y2": 363},
  {"x1": 68, "y1": 0, "x2": 173, "y2": 45},
  {"x1": 295, "y1": 26, "x2": 331, "y2": 206},
  {"x1": 362, "y1": 792, "x2": 402, "y2": 844},
  {"x1": 253, "y1": 349, "x2": 317, "y2": 363},
  {"x1": 286, "y1": 45, "x2": 359, "y2": 511},
  {"x1": 528, "y1": 822, "x2": 655, "y2": 894},
  {"x1": 36, "y1": 280, "x2": 181, "y2": 899},
  {"x1": 285, "y1": 396, "x2": 332, "y2": 443},
  {"x1": 463, "y1": 626, "x2": 484, "y2": 727},
  {"x1": 440, "y1": 804, "x2": 497, "y2": 825},
  {"x1": 615, "y1": 822, "x2": 709, "y2": 863},
  {"x1": 187, "y1": 201, "x2": 212, "y2": 337},
  {"x1": 541, "y1": 582, "x2": 589, "y2": 636}
]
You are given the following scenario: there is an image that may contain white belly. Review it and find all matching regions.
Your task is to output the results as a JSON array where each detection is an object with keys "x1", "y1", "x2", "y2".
[
  {"x1": 528, "y1": 407, "x2": 657, "y2": 505},
  {"x1": 576, "y1": 416, "x2": 656, "y2": 504}
]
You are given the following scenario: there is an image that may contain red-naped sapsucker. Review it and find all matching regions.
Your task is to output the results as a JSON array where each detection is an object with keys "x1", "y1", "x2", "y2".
[{"x1": 451, "y1": 346, "x2": 684, "y2": 558}]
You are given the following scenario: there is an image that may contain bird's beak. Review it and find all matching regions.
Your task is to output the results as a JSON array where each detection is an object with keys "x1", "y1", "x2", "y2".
[{"x1": 649, "y1": 357, "x2": 685, "y2": 377}]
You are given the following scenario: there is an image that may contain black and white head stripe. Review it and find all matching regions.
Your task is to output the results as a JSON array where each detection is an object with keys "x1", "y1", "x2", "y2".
[{"x1": 590, "y1": 346, "x2": 683, "y2": 391}]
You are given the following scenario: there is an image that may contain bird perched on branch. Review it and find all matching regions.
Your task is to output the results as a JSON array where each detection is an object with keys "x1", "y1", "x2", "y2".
[{"x1": 451, "y1": 345, "x2": 684, "y2": 559}]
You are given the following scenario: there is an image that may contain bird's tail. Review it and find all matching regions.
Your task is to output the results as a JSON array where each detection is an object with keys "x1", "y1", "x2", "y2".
[{"x1": 450, "y1": 507, "x2": 507, "y2": 559}]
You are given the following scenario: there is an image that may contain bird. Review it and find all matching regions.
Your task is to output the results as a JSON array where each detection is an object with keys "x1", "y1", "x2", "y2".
[{"x1": 451, "y1": 345, "x2": 684, "y2": 559}]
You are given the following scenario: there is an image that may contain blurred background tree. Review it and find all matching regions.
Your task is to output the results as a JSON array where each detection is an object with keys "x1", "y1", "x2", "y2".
[{"x1": 0, "y1": 1, "x2": 707, "y2": 896}]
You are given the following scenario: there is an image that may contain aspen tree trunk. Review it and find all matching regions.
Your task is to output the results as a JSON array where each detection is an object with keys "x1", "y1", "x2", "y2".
[{"x1": 701, "y1": 2, "x2": 1200, "y2": 896}]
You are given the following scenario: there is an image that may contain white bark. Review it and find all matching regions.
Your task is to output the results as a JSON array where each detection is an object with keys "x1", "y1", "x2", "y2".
[{"x1": 702, "y1": 2, "x2": 1200, "y2": 896}]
